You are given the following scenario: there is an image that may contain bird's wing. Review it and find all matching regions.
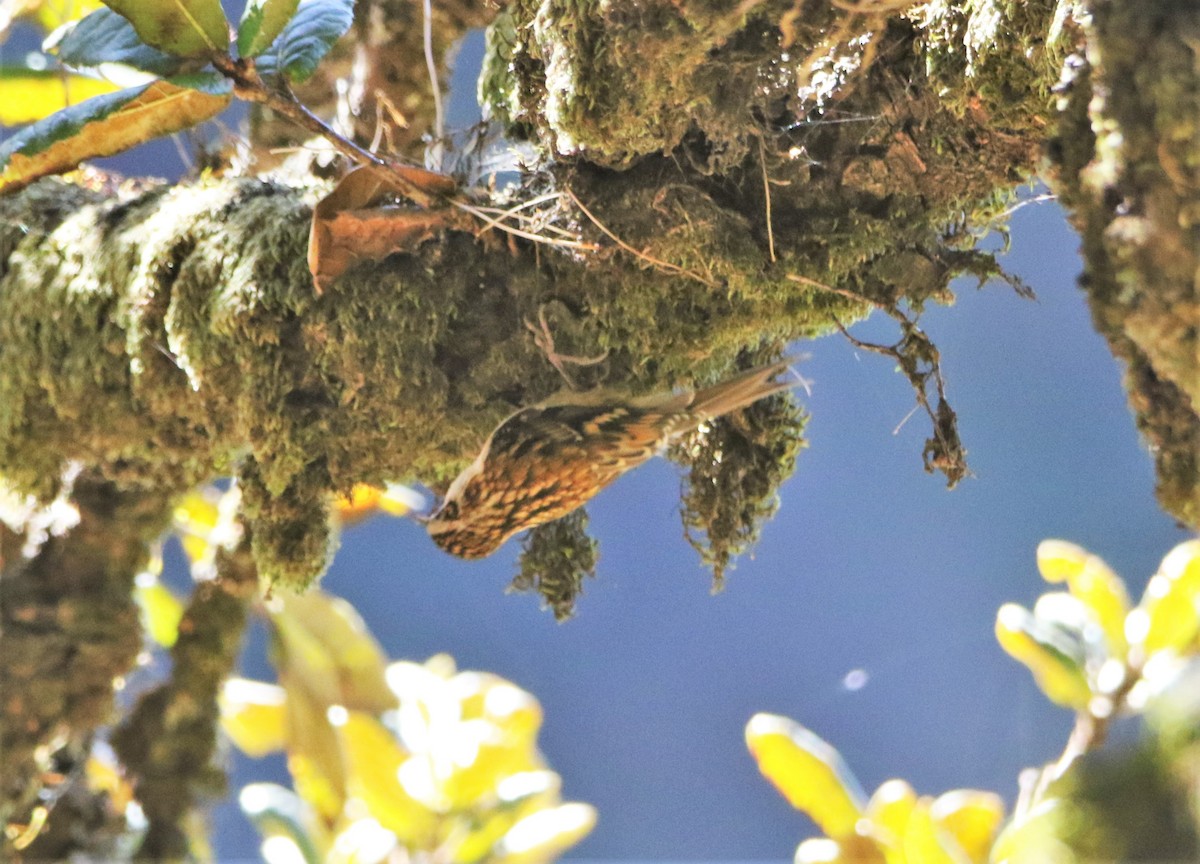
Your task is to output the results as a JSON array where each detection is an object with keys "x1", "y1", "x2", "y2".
[{"x1": 489, "y1": 403, "x2": 668, "y2": 467}]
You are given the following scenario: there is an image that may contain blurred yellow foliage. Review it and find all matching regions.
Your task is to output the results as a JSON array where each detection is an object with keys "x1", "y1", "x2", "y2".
[
  {"x1": 747, "y1": 715, "x2": 1004, "y2": 864},
  {"x1": 334, "y1": 482, "x2": 425, "y2": 525},
  {"x1": 220, "y1": 591, "x2": 594, "y2": 864}
]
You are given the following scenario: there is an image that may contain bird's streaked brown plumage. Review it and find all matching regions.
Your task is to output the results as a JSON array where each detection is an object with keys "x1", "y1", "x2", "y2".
[{"x1": 427, "y1": 358, "x2": 800, "y2": 559}]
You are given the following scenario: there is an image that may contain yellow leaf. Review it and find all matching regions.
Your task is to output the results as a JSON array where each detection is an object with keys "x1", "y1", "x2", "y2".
[
  {"x1": 443, "y1": 727, "x2": 543, "y2": 809},
  {"x1": 492, "y1": 803, "x2": 596, "y2": 864},
  {"x1": 455, "y1": 674, "x2": 544, "y2": 759},
  {"x1": 331, "y1": 710, "x2": 436, "y2": 845},
  {"x1": 1131, "y1": 540, "x2": 1200, "y2": 656},
  {"x1": 865, "y1": 779, "x2": 917, "y2": 852},
  {"x1": 794, "y1": 836, "x2": 886, "y2": 864},
  {"x1": 449, "y1": 768, "x2": 567, "y2": 862},
  {"x1": 995, "y1": 604, "x2": 1092, "y2": 709},
  {"x1": 86, "y1": 749, "x2": 134, "y2": 813},
  {"x1": 133, "y1": 570, "x2": 184, "y2": 648},
  {"x1": 333, "y1": 484, "x2": 383, "y2": 525},
  {"x1": 902, "y1": 801, "x2": 970, "y2": 864},
  {"x1": 378, "y1": 483, "x2": 426, "y2": 516},
  {"x1": 1036, "y1": 540, "x2": 1130, "y2": 658},
  {"x1": 273, "y1": 591, "x2": 396, "y2": 712},
  {"x1": 335, "y1": 482, "x2": 425, "y2": 525},
  {"x1": 0, "y1": 76, "x2": 230, "y2": 193},
  {"x1": 745, "y1": 713, "x2": 866, "y2": 838},
  {"x1": 174, "y1": 490, "x2": 221, "y2": 535},
  {"x1": 173, "y1": 486, "x2": 235, "y2": 569},
  {"x1": 929, "y1": 790, "x2": 1004, "y2": 864},
  {"x1": 33, "y1": 0, "x2": 104, "y2": 31},
  {"x1": 282, "y1": 676, "x2": 345, "y2": 822},
  {"x1": 0, "y1": 71, "x2": 122, "y2": 125},
  {"x1": 219, "y1": 678, "x2": 289, "y2": 757}
]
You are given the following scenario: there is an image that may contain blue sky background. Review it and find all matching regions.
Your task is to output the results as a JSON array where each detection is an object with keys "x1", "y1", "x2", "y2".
[{"x1": 4, "y1": 20, "x2": 1191, "y2": 863}]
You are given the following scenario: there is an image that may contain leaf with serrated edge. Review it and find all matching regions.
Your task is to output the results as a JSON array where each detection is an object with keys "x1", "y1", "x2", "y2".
[
  {"x1": 0, "y1": 68, "x2": 121, "y2": 125},
  {"x1": 55, "y1": 7, "x2": 185, "y2": 78},
  {"x1": 101, "y1": 0, "x2": 228, "y2": 58},
  {"x1": 256, "y1": 0, "x2": 352, "y2": 84},
  {"x1": 0, "y1": 75, "x2": 231, "y2": 193},
  {"x1": 238, "y1": 0, "x2": 300, "y2": 58}
]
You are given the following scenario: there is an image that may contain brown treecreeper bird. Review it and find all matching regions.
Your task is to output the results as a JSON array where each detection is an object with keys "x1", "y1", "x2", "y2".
[{"x1": 427, "y1": 358, "x2": 801, "y2": 559}]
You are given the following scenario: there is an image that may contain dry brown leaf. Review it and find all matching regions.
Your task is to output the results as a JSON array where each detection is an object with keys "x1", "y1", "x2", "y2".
[{"x1": 307, "y1": 163, "x2": 460, "y2": 292}]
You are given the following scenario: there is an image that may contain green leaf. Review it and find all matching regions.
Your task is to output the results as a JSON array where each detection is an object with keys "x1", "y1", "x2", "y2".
[
  {"x1": 255, "y1": 0, "x2": 353, "y2": 84},
  {"x1": 54, "y1": 7, "x2": 185, "y2": 78},
  {"x1": 0, "y1": 73, "x2": 231, "y2": 193},
  {"x1": 237, "y1": 0, "x2": 300, "y2": 58},
  {"x1": 0, "y1": 67, "x2": 122, "y2": 125},
  {"x1": 100, "y1": 0, "x2": 228, "y2": 58},
  {"x1": 988, "y1": 798, "x2": 1075, "y2": 864}
]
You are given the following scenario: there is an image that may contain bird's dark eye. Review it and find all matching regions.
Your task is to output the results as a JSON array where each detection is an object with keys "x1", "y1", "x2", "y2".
[{"x1": 439, "y1": 500, "x2": 460, "y2": 521}]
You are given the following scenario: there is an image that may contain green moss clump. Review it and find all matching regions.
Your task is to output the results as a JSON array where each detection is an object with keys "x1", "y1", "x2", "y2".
[
  {"x1": 512, "y1": 508, "x2": 599, "y2": 620},
  {"x1": 913, "y1": 0, "x2": 1069, "y2": 133},
  {"x1": 672, "y1": 367, "x2": 807, "y2": 590},
  {"x1": 481, "y1": 0, "x2": 796, "y2": 168}
]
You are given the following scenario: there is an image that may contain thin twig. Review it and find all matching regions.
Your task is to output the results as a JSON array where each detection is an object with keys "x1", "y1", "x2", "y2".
[
  {"x1": 469, "y1": 193, "x2": 581, "y2": 239},
  {"x1": 422, "y1": 0, "x2": 444, "y2": 142},
  {"x1": 803, "y1": 267, "x2": 966, "y2": 485},
  {"x1": 452, "y1": 199, "x2": 599, "y2": 251},
  {"x1": 212, "y1": 55, "x2": 390, "y2": 169},
  {"x1": 212, "y1": 57, "x2": 607, "y2": 250},
  {"x1": 758, "y1": 136, "x2": 776, "y2": 263},
  {"x1": 996, "y1": 193, "x2": 1057, "y2": 221},
  {"x1": 565, "y1": 189, "x2": 717, "y2": 286},
  {"x1": 787, "y1": 272, "x2": 883, "y2": 308}
]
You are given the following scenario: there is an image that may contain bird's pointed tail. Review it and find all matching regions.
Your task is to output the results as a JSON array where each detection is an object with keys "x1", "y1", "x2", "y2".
[{"x1": 687, "y1": 356, "x2": 806, "y2": 420}]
